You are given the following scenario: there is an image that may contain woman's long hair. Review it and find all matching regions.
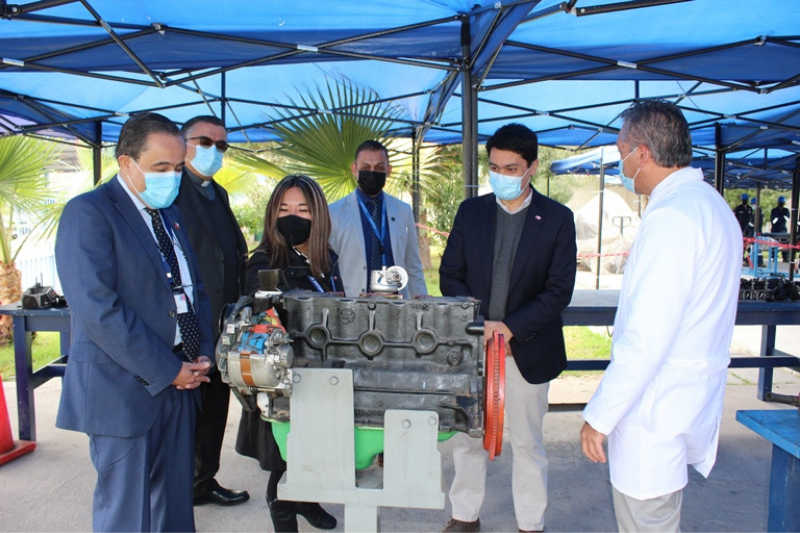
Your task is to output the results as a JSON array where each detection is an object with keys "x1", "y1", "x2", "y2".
[{"x1": 254, "y1": 175, "x2": 332, "y2": 278}]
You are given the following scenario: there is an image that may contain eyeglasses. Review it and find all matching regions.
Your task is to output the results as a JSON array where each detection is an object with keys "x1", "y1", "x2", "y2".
[{"x1": 187, "y1": 135, "x2": 229, "y2": 153}]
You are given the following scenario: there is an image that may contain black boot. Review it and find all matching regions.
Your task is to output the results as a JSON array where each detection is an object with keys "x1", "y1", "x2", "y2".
[
  {"x1": 296, "y1": 502, "x2": 337, "y2": 530},
  {"x1": 268, "y1": 498, "x2": 299, "y2": 533}
]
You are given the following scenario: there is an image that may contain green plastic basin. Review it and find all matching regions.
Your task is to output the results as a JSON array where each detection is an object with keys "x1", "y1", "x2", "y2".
[{"x1": 270, "y1": 421, "x2": 456, "y2": 470}]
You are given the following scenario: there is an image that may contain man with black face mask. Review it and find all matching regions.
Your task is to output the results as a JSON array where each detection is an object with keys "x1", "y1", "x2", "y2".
[{"x1": 328, "y1": 140, "x2": 427, "y2": 298}]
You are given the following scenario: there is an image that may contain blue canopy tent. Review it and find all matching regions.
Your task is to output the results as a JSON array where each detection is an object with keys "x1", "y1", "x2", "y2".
[
  {"x1": 0, "y1": 0, "x2": 799, "y2": 200},
  {"x1": 551, "y1": 143, "x2": 800, "y2": 281},
  {"x1": 550, "y1": 145, "x2": 621, "y2": 182},
  {"x1": 551, "y1": 145, "x2": 800, "y2": 190},
  {"x1": 550, "y1": 145, "x2": 622, "y2": 287}
]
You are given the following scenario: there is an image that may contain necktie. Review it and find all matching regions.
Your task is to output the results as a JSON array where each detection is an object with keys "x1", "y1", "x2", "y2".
[
  {"x1": 146, "y1": 208, "x2": 200, "y2": 362},
  {"x1": 368, "y1": 197, "x2": 383, "y2": 274}
]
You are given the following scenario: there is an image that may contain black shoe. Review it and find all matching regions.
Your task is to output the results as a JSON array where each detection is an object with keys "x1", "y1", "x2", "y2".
[
  {"x1": 268, "y1": 498, "x2": 299, "y2": 533},
  {"x1": 444, "y1": 518, "x2": 481, "y2": 532},
  {"x1": 297, "y1": 502, "x2": 337, "y2": 530},
  {"x1": 193, "y1": 483, "x2": 250, "y2": 506}
]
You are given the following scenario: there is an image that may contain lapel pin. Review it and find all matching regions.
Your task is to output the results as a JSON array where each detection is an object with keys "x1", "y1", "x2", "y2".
[
  {"x1": 535, "y1": 215, "x2": 541, "y2": 221},
  {"x1": 174, "y1": 222, "x2": 180, "y2": 230}
]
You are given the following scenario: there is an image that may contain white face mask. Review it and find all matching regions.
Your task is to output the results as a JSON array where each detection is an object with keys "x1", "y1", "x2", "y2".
[{"x1": 619, "y1": 147, "x2": 640, "y2": 194}]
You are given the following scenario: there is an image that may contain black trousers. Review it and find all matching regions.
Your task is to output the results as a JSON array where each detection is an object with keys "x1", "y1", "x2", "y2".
[{"x1": 194, "y1": 370, "x2": 232, "y2": 494}]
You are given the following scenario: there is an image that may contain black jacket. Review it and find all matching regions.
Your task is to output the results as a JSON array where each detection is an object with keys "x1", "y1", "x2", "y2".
[
  {"x1": 236, "y1": 246, "x2": 340, "y2": 471},
  {"x1": 439, "y1": 187, "x2": 577, "y2": 384},
  {"x1": 174, "y1": 172, "x2": 248, "y2": 338}
]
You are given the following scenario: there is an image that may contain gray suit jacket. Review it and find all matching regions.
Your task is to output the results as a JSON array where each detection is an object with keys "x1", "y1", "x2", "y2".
[{"x1": 328, "y1": 190, "x2": 427, "y2": 298}]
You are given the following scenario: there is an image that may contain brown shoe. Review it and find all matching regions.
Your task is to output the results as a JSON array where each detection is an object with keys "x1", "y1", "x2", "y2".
[{"x1": 444, "y1": 518, "x2": 481, "y2": 532}]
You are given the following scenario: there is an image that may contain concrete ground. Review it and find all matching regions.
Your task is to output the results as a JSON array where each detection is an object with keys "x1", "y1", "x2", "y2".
[
  {"x1": 2, "y1": 270, "x2": 799, "y2": 532},
  {"x1": 2, "y1": 357, "x2": 800, "y2": 532}
]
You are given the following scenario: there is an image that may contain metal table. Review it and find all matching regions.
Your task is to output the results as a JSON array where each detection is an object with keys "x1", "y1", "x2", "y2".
[
  {"x1": 737, "y1": 409, "x2": 800, "y2": 532},
  {"x1": 3, "y1": 290, "x2": 800, "y2": 442},
  {"x1": 0, "y1": 303, "x2": 70, "y2": 441},
  {"x1": 562, "y1": 290, "x2": 800, "y2": 401}
]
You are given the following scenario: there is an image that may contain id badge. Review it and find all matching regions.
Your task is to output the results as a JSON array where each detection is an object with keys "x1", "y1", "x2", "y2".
[{"x1": 174, "y1": 291, "x2": 189, "y2": 314}]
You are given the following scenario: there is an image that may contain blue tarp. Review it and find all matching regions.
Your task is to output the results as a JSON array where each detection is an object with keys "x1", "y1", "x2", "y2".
[{"x1": 0, "y1": 0, "x2": 799, "y2": 160}]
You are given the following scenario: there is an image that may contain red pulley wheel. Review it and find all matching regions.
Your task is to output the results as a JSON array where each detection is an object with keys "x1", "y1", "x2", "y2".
[{"x1": 483, "y1": 330, "x2": 505, "y2": 460}]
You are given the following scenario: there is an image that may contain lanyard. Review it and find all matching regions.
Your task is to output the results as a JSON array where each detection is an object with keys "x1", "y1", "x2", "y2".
[
  {"x1": 306, "y1": 274, "x2": 337, "y2": 293},
  {"x1": 293, "y1": 246, "x2": 337, "y2": 293},
  {"x1": 357, "y1": 196, "x2": 387, "y2": 266}
]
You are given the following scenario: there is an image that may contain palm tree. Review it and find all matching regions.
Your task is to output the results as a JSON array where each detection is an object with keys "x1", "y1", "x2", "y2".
[
  {"x1": 0, "y1": 135, "x2": 62, "y2": 343},
  {"x1": 266, "y1": 76, "x2": 404, "y2": 201}
]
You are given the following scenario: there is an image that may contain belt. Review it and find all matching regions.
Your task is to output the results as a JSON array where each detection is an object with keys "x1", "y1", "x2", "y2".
[{"x1": 173, "y1": 343, "x2": 184, "y2": 353}]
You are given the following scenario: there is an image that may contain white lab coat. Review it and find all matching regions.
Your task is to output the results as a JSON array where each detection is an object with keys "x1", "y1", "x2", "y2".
[{"x1": 583, "y1": 167, "x2": 742, "y2": 500}]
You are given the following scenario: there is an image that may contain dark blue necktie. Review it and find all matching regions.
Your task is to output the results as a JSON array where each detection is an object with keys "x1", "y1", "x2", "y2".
[
  {"x1": 146, "y1": 208, "x2": 200, "y2": 362},
  {"x1": 368, "y1": 197, "x2": 382, "y2": 274}
]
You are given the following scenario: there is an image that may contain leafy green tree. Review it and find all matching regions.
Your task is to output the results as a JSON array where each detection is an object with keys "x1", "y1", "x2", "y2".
[
  {"x1": 417, "y1": 144, "x2": 466, "y2": 250},
  {"x1": 230, "y1": 177, "x2": 277, "y2": 245},
  {"x1": 225, "y1": 144, "x2": 287, "y2": 246},
  {"x1": 533, "y1": 146, "x2": 581, "y2": 206}
]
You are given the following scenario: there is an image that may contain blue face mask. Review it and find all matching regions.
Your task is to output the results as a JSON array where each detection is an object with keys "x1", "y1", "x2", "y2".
[
  {"x1": 190, "y1": 144, "x2": 224, "y2": 177},
  {"x1": 129, "y1": 160, "x2": 181, "y2": 209},
  {"x1": 489, "y1": 166, "x2": 532, "y2": 201},
  {"x1": 619, "y1": 147, "x2": 640, "y2": 193}
]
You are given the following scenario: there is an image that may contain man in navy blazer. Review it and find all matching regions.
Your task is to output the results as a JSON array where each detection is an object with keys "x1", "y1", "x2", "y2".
[
  {"x1": 55, "y1": 112, "x2": 214, "y2": 532},
  {"x1": 440, "y1": 124, "x2": 577, "y2": 533}
]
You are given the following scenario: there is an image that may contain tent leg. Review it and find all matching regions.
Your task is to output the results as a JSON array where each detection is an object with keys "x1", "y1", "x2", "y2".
[
  {"x1": 92, "y1": 121, "x2": 102, "y2": 185},
  {"x1": 461, "y1": 16, "x2": 478, "y2": 200}
]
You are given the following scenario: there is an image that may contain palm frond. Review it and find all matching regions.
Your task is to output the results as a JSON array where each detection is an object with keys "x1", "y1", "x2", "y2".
[
  {"x1": 267, "y1": 76, "x2": 404, "y2": 201},
  {"x1": 227, "y1": 151, "x2": 287, "y2": 182},
  {"x1": 0, "y1": 136, "x2": 62, "y2": 263}
]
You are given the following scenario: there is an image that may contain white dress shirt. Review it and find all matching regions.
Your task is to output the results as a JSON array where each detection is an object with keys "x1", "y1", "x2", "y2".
[{"x1": 117, "y1": 174, "x2": 194, "y2": 346}]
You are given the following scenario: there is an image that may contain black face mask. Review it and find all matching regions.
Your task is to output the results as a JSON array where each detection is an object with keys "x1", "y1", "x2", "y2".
[
  {"x1": 357, "y1": 170, "x2": 386, "y2": 196},
  {"x1": 276, "y1": 215, "x2": 312, "y2": 247}
]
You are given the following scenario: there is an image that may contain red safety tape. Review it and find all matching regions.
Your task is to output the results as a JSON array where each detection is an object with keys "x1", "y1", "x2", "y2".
[
  {"x1": 417, "y1": 223, "x2": 632, "y2": 259},
  {"x1": 743, "y1": 237, "x2": 800, "y2": 250},
  {"x1": 415, "y1": 223, "x2": 451, "y2": 237},
  {"x1": 416, "y1": 225, "x2": 800, "y2": 259}
]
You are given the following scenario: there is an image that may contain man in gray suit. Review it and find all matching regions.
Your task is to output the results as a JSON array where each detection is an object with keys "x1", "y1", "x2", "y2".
[
  {"x1": 174, "y1": 115, "x2": 250, "y2": 507},
  {"x1": 328, "y1": 140, "x2": 427, "y2": 298},
  {"x1": 55, "y1": 112, "x2": 213, "y2": 531}
]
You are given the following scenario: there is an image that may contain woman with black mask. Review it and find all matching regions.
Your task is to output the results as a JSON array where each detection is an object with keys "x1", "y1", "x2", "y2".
[{"x1": 236, "y1": 175, "x2": 340, "y2": 532}]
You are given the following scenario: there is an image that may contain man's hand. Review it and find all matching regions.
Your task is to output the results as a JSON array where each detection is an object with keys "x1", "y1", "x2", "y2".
[
  {"x1": 580, "y1": 421, "x2": 607, "y2": 463},
  {"x1": 194, "y1": 355, "x2": 214, "y2": 375},
  {"x1": 172, "y1": 359, "x2": 212, "y2": 390},
  {"x1": 484, "y1": 320, "x2": 513, "y2": 355}
]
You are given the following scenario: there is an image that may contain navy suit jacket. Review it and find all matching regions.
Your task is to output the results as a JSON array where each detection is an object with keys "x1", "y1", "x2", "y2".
[
  {"x1": 55, "y1": 177, "x2": 213, "y2": 437},
  {"x1": 439, "y1": 187, "x2": 577, "y2": 384}
]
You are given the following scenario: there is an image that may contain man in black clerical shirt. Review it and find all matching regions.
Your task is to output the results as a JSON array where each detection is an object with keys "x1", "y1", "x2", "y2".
[{"x1": 175, "y1": 115, "x2": 250, "y2": 507}]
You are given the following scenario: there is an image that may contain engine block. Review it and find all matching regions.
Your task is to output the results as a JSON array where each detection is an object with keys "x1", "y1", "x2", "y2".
[{"x1": 217, "y1": 292, "x2": 486, "y2": 437}]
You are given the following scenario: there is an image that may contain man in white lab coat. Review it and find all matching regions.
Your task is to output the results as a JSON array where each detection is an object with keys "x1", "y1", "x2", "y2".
[{"x1": 580, "y1": 100, "x2": 742, "y2": 532}]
